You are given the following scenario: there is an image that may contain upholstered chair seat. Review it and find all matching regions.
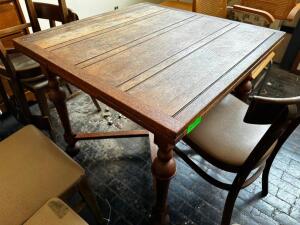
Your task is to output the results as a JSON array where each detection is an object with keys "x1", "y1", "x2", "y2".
[
  {"x1": 185, "y1": 95, "x2": 277, "y2": 171},
  {"x1": 0, "y1": 125, "x2": 84, "y2": 225}
]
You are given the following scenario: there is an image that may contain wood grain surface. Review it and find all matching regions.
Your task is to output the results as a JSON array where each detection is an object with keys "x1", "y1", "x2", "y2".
[{"x1": 14, "y1": 3, "x2": 284, "y2": 142}]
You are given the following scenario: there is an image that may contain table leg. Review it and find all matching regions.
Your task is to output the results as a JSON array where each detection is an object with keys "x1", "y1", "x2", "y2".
[
  {"x1": 151, "y1": 137, "x2": 176, "y2": 225},
  {"x1": 236, "y1": 76, "x2": 252, "y2": 101},
  {"x1": 47, "y1": 70, "x2": 79, "y2": 156}
]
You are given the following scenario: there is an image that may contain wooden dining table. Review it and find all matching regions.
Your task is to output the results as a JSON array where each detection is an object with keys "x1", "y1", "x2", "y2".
[{"x1": 14, "y1": 3, "x2": 284, "y2": 224}]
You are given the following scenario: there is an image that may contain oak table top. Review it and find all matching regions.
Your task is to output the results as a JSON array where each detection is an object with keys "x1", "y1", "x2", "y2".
[{"x1": 14, "y1": 3, "x2": 284, "y2": 143}]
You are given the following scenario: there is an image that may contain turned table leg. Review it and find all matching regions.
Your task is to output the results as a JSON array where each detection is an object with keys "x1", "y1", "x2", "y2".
[
  {"x1": 47, "y1": 70, "x2": 79, "y2": 156},
  {"x1": 151, "y1": 136, "x2": 176, "y2": 225},
  {"x1": 236, "y1": 76, "x2": 252, "y2": 101}
]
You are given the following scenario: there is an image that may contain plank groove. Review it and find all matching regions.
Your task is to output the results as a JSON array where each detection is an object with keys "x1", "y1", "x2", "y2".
[
  {"x1": 118, "y1": 23, "x2": 238, "y2": 92},
  {"x1": 33, "y1": 4, "x2": 166, "y2": 49},
  {"x1": 83, "y1": 17, "x2": 232, "y2": 87},
  {"x1": 52, "y1": 10, "x2": 196, "y2": 66},
  {"x1": 127, "y1": 25, "x2": 275, "y2": 116}
]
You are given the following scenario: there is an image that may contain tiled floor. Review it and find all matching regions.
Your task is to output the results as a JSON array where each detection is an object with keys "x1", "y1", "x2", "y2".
[
  {"x1": 1, "y1": 67, "x2": 300, "y2": 225},
  {"x1": 2, "y1": 108, "x2": 300, "y2": 225}
]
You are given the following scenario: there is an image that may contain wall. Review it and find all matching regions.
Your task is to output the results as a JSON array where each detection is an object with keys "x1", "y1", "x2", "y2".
[{"x1": 19, "y1": 0, "x2": 162, "y2": 21}]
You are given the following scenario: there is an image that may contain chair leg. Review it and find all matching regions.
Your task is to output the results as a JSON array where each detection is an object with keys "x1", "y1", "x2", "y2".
[
  {"x1": 78, "y1": 177, "x2": 106, "y2": 225},
  {"x1": 262, "y1": 140, "x2": 285, "y2": 197},
  {"x1": 262, "y1": 148, "x2": 280, "y2": 197},
  {"x1": 262, "y1": 165, "x2": 270, "y2": 197},
  {"x1": 9, "y1": 79, "x2": 32, "y2": 123},
  {"x1": 65, "y1": 83, "x2": 73, "y2": 95},
  {"x1": 221, "y1": 186, "x2": 241, "y2": 225},
  {"x1": 35, "y1": 89, "x2": 49, "y2": 117},
  {"x1": 91, "y1": 96, "x2": 101, "y2": 112},
  {"x1": 0, "y1": 79, "x2": 11, "y2": 113}
]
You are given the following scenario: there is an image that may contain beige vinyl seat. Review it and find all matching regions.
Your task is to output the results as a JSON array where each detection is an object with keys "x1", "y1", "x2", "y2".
[
  {"x1": 24, "y1": 198, "x2": 88, "y2": 225},
  {"x1": 174, "y1": 91, "x2": 300, "y2": 225},
  {"x1": 186, "y1": 94, "x2": 276, "y2": 171},
  {"x1": 0, "y1": 125, "x2": 104, "y2": 225}
]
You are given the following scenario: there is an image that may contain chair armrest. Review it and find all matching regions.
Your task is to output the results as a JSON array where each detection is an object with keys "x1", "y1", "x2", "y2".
[
  {"x1": 287, "y1": 3, "x2": 300, "y2": 21},
  {"x1": 250, "y1": 95, "x2": 300, "y2": 105},
  {"x1": 0, "y1": 23, "x2": 31, "y2": 39},
  {"x1": 232, "y1": 5, "x2": 275, "y2": 24}
]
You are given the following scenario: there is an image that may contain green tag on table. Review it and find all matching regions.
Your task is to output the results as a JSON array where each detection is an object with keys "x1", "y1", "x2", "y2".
[{"x1": 187, "y1": 116, "x2": 203, "y2": 134}]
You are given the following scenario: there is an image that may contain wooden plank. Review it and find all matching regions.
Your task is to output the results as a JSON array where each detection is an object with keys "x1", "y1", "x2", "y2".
[
  {"x1": 83, "y1": 17, "x2": 231, "y2": 87},
  {"x1": 19, "y1": 3, "x2": 148, "y2": 42},
  {"x1": 47, "y1": 8, "x2": 169, "y2": 52},
  {"x1": 126, "y1": 24, "x2": 276, "y2": 116},
  {"x1": 51, "y1": 10, "x2": 195, "y2": 65},
  {"x1": 241, "y1": 0, "x2": 295, "y2": 20},
  {"x1": 75, "y1": 129, "x2": 149, "y2": 141},
  {"x1": 30, "y1": 4, "x2": 166, "y2": 49},
  {"x1": 77, "y1": 15, "x2": 199, "y2": 68},
  {"x1": 175, "y1": 31, "x2": 284, "y2": 137},
  {"x1": 118, "y1": 23, "x2": 238, "y2": 92}
]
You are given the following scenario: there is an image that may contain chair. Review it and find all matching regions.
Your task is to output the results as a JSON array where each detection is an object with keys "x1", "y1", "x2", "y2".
[
  {"x1": 24, "y1": 198, "x2": 88, "y2": 225},
  {"x1": 228, "y1": 0, "x2": 300, "y2": 63},
  {"x1": 174, "y1": 88, "x2": 300, "y2": 224},
  {"x1": 240, "y1": 0, "x2": 299, "y2": 21},
  {"x1": 25, "y1": 0, "x2": 101, "y2": 111},
  {"x1": 0, "y1": 0, "x2": 101, "y2": 124},
  {"x1": 0, "y1": 125, "x2": 105, "y2": 225},
  {"x1": 160, "y1": 0, "x2": 228, "y2": 18},
  {"x1": 292, "y1": 50, "x2": 300, "y2": 75}
]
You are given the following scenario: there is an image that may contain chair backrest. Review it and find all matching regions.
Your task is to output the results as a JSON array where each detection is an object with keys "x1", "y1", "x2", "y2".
[
  {"x1": 240, "y1": 74, "x2": 300, "y2": 175},
  {"x1": 25, "y1": 0, "x2": 79, "y2": 32},
  {"x1": 193, "y1": 0, "x2": 227, "y2": 18},
  {"x1": 241, "y1": 0, "x2": 297, "y2": 20},
  {"x1": 0, "y1": 0, "x2": 28, "y2": 48}
]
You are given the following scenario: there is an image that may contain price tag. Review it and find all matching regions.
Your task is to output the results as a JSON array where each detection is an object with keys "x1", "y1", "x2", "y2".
[{"x1": 187, "y1": 116, "x2": 203, "y2": 134}]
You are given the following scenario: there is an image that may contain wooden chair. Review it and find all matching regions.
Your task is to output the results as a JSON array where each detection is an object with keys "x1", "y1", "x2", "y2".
[
  {"x1": 229, "y1": 0, "x2": 300, "y2": 64},
  {"x1": 0, "y1": 0, "x2": 101, "y2": 124},
  {"x1": 24, "y1": 198, "x2": 88, "y2": 225},
  {"x1": 160, "y1": 0, "x2": 300, "y2": 24},
  {"x1": 174, "y1": 90, "x2": 300, "y2": 224},
  {"x1": 240, "y1": 0, "x2": 299, "y2": 21},
  {"x1": 160, "y1": 0, "x2": 228, "y2": 18},
  {"x1": 0, "y1": 0, "x2": 29, "y2": 48},
  {"x1": 25, "y1": 0, "x2": 101, "y2": 112},
  {"x1": 0, "y1": 125, "x2": 105, "y2": 225}
]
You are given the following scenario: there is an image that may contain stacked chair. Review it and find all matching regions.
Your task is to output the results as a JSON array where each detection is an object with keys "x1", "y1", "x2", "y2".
[
  {"x1": 0, "y1": 0, "x2": 100, "y2": 128},
  {"x1": 24, "y1": 198, "x2": 89, "y2": 225},
  {"x1": 0, "y1": 125, "x2": 105, "y2": 225}
]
